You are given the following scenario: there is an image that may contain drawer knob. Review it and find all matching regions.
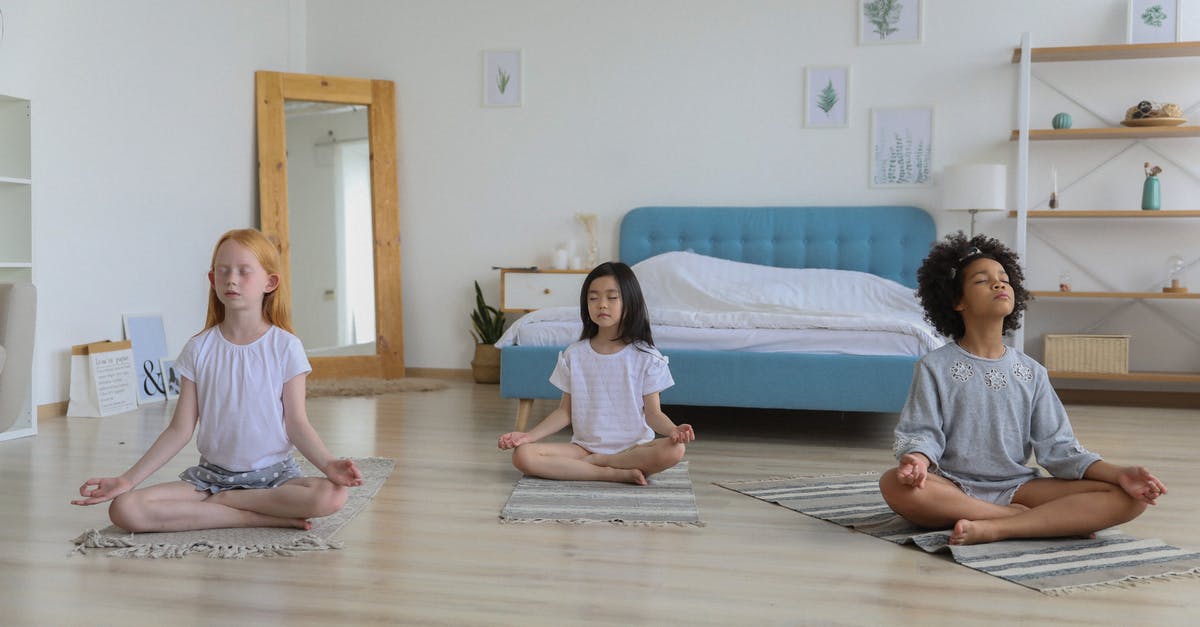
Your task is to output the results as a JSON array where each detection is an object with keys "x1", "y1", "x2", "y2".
[{"x1": 543, "y1": 288, "x2": 551, "y2": 294}]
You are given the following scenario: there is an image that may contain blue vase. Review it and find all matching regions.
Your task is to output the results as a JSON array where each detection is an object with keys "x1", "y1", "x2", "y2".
[
  {"x1": 1052, "y1": 112, "x2": 1073, "y2": 129},
  {"x1": 1142, "y1": 175, "x2": 1161, "y2": 211}
]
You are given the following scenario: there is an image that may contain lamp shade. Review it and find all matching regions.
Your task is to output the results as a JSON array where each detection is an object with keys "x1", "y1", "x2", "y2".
[{"x1": 942, "y1": 164, "x2": 1007, "y2": 212}]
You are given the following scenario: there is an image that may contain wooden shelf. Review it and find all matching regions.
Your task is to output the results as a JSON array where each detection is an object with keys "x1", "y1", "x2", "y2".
[
  {"x1": 1010, "y1": 126, "x2": 1200, "y2": 141},
  {"x1": 1008, "y1": 210, "x2": 1200, "y2": 218},
  {"x1": 1032, "y1": 290, "x2": 1199, "y2": 299},
  {"x1": 1049, "y1": 370, "x2": 1200, "y2": 383},
  {"x1": 1012, "y1": 41, "x2": 1200, "y2": 63}
]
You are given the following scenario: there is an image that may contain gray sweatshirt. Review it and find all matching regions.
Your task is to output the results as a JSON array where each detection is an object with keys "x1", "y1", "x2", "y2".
[{"x1": 893, "y1": 343, "x2": 1101, "y2": 496}]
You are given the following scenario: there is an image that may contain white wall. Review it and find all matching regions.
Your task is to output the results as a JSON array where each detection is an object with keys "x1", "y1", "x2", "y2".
[
  {"x1": 2, "y1": 0, "x2": 294, "y2": 405},
  {"x1": 5, "y1": 0, "x2": 1199, "y2": 406},
  {"x1": 304, "y1": 0, "x2": 1199, "y2": 385}
]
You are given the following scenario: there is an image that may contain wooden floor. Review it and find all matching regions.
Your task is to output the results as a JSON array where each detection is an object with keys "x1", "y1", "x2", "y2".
[{"x1": 3, "y1": 379, "x2": 1198, "y2": 625}]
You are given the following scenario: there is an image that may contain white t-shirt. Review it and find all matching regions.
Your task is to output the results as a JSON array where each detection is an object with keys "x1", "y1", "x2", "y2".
[
  {"x1": 549, "y1": 339, "x2": 674, "y2": 454},
  {"x1": 174, "y1": 325, "x2": 311, "y2": 471}
]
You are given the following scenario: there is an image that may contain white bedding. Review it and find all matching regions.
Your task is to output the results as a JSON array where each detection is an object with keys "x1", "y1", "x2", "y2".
[{"x1": 494, "y1": 252, "x2": 946, "y2": 357}]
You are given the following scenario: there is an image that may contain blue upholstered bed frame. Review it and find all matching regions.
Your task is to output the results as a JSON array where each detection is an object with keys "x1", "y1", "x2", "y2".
[{"x1": 500, "y1": 206, "x2": 936, "y2": 427}]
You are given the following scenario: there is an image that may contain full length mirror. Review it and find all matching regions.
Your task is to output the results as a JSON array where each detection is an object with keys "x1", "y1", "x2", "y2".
[
  {"x1": 256, "y1": 71, "x2": 404, "y2": 379},
  {"x1": 285, "y1": 101, "x2": 376, "y2": 356}
]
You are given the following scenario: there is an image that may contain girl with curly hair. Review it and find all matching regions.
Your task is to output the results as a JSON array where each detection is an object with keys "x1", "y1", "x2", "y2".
[{"x1": 879, "y1": 232, "x2": 1166, "y2": 545}]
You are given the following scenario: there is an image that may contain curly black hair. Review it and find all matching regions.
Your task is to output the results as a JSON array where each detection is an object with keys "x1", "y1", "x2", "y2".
[{"x1": 916, "y1": 232, "x2": 1031, "y2": 340}]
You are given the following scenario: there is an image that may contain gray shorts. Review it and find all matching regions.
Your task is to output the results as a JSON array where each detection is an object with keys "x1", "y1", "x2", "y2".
[
  {"x1": 934, "y1": 469, "x2": 1028, "y2": 506},
  {"x1": 180, "y1": 457, "x2": 303, "y2": 494}
]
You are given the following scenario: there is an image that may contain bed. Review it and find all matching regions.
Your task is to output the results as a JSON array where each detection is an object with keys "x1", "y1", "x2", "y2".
[{"x1": 498, "y1": 206, "x2": 939, "y2": 429}]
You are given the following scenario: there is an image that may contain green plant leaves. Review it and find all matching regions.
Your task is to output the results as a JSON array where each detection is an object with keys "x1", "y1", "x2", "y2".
[{"x1": 470, "y1": 281, "x2": 506, "y2": 344}]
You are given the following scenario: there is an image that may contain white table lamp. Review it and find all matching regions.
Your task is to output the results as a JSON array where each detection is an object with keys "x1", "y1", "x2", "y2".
[{"x1": 943, "y1": 164, "x2": 1007, "y2": 237}]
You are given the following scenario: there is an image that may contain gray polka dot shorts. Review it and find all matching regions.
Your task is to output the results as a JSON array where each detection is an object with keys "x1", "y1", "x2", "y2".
[{"x1": 179, "y1": 457, "x2": 303, "y2": 494}]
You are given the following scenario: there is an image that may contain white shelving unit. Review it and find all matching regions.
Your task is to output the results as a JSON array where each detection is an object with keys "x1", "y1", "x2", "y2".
[
  {"x1": 1, "y1": 94, "x2": 35, "y2": 441},
  {"x1": 1011, "y1": 35, "x2": 1200, "y2": 385}
]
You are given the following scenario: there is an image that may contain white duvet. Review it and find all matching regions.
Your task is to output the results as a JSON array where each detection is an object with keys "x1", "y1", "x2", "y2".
[{"x1": 495, "y1": 251, "x2": 946, "y2": 355}]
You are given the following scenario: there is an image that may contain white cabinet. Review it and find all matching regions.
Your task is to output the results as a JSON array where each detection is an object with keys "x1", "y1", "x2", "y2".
[
  {"x1": 0, "y1": 94, "x2": 35, "y2": 441},
  {"x1": 500, "y1": 269, "x2": 588, "y2": 312}
]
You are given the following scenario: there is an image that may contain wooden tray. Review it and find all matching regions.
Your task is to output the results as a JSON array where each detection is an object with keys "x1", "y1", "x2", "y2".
[{"x1": 1121, "y1": 117, "x2": 1187, "y2": 127}]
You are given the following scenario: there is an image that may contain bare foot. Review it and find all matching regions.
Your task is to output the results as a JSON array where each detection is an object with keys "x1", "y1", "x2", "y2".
[
  {"x1": 949, "y1": 519, "x2": 1003, "y2": 545},
  {"x1": 617, "y1": 469, "x2": 647, "y2": 486},
  {"x1": 292, "y1": 519, "x2": 313, "y2": 530}
]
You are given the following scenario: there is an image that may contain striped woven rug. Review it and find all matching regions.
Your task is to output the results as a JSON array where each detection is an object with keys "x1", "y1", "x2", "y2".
[
  {"x1": 500, "y1": 462, "x2": 702, "y2": 526},
  {"x1": 717, "y1": 473, "x2": 1200, "y2": 595}
]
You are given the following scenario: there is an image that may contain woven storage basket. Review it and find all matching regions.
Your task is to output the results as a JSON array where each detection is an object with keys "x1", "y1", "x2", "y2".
[{"x1": 1043, "y1": 334, "x2": 1130, "y2": 374}]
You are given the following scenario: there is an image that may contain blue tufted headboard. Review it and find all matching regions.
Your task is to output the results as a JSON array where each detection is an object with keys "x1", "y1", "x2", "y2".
[{"x1": 619, "y1": 206, "x2": 935, "y2": 288}]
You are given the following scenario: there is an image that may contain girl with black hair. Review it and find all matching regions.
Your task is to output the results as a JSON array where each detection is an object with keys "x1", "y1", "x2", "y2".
[
  {"x1": 498, "y1": 262, "x2": 695, "y2": 485},
  {"x1": 879, "y1": 232, "x2": 1165, "y2": 545}
]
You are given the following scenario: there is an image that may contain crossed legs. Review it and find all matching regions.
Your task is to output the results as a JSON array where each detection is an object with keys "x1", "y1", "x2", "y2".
[
  {"x1": 512, "y1": 438, "x2": 686, "y2": 485},
  {"x1": 108, "y1": 477, "x2": 348, "y2": 533},
  {"x1": 879, "y1": 469, "x2": 1147, "y2": 545}
]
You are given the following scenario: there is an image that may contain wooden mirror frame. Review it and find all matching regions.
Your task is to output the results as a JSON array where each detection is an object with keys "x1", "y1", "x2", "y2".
[{"x1": 255, "y1": 71, "x2": 404, "y2": 378}]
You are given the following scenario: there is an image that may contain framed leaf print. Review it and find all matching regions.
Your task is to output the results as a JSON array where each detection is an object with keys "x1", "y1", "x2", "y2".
[
  {"x1": 859, "y1": 0, "x2": 923, "y2": 45},
  {"x1": 870, "y1": 107, "x2": 933, "y2": 187},
  {"x1": 483, "y1": 49, "x2": 522, "y2": 107},
  {"x1": 805, "y1": 66, "x2": 850, "y2": 128}
]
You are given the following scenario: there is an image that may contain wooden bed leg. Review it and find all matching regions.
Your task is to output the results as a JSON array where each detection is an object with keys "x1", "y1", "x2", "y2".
[{"x1": 515, "y1": 399, "x2": 533, "y2": 431}]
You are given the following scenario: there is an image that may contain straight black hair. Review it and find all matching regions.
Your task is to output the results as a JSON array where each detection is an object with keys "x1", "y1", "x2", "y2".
[{"x1": 578, "y1": 261, "x2": 654, "y2": 346}]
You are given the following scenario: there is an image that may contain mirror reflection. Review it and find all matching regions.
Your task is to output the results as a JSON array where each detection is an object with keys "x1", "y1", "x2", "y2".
[{"x1": 284, "y1": 100, "x2": 376, "y2": 357}]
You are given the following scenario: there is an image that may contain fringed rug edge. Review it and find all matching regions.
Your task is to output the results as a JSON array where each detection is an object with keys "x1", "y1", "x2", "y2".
[
  {"x1": 1038, "y1": 567, "x2": 1200, "y2": 596},
  {"x1": 70, "y1": 528, "x2": 343, "y2": 559}
]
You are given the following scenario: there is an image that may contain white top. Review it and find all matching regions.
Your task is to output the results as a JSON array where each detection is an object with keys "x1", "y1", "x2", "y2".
[
  {"x1": 549, "y1": 339, "x2": 674, "y2": 455},
  {"x1": 175, "y1": 325, "x2": 311, "y2": 471}
]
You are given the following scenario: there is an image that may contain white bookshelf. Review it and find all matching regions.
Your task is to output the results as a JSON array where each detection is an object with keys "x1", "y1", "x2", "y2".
[{"x1": 0, "y1": 94, "x2": 35, "y2": 441}]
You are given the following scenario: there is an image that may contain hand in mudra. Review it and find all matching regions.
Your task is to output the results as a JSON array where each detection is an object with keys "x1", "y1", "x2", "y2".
[
  {"x1": 324, "y1": 458, "x2": 364, "y2": 487},
  {"x1": 896, "y1": 453, "x2": 929, "y2": 489},
  {"x1": 498, "y1": 432, "x2": 531, "y2": 450},
  {"x1": 1117, "y1": 465, "x2": 1166, "y2": 505},
  {"x1": 671, "y1": 424, "x2": 695, "y2": 444},
  {"x1": 72, "y1": 476, "x2": 133, "y2": 506}
]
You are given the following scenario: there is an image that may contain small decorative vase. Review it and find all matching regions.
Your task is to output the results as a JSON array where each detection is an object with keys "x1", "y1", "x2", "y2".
[
  {"x1": 1142, "y1": 175, "x2": 1161, "y2": 211},
  {"x1": 1052, "y1": 112, "x2": 1073, "y2": 129}
]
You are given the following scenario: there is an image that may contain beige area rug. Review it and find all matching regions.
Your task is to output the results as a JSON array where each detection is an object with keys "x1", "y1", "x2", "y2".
[
  {"x1": 70, "y1": 457, "x2": 394, "y2": 559},
  {"x1": 305, "y1": 377, "x2": 448, "y2": 398}
]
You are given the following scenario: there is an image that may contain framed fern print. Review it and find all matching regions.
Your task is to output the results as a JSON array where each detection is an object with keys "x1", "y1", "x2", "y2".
[
  {"x1": 870, "y1": 107, "x2": 932, "y2": 187},
  {"x1": 483, "y1": 49, "x2": 522, "y2": 107},
  {"x1": 859, "y1": 0, "x2": 922, "y2": 45},
  {"x1": 1127, "y1": 0, "x2": 1181, "y2": 44},
  {"x1": 804, "y1": 66, "x2": 850, "y2": 128}
]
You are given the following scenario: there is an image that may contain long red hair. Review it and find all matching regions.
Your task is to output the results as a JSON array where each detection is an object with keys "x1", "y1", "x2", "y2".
[{"x1": 204, "y1": 229, "x2": 294, "y2": 333}]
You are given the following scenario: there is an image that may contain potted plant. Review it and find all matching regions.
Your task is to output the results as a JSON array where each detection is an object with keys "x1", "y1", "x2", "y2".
[{"x1": 469, "y1": 281, "x2": 506, "y2": 383}]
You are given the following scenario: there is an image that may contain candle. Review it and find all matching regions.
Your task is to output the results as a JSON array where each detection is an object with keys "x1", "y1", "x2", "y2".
[
  {"x1": 552, "y1": 247, "x2": 568, "y2": 270},
  {"x1": 1049, "y1": 166, "x2": 1059, "y2": 209}
]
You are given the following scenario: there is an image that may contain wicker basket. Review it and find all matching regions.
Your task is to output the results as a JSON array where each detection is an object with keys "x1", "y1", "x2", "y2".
[{"x1": 1043, "y1": 334, "x2": 1130, "y2": 374}]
